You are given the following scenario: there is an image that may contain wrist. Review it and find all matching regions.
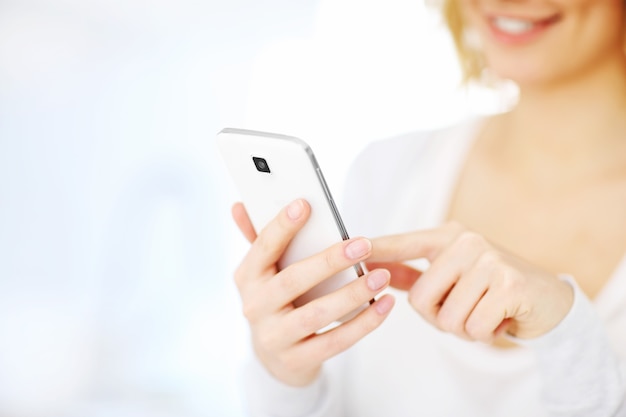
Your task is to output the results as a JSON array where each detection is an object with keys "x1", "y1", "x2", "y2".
[
  {"x1": 508, "y1": 274, "x2": 575, "y2": 340},
  {"x1": 507, "y1": 274, "x2": 576, "y2": 341}
]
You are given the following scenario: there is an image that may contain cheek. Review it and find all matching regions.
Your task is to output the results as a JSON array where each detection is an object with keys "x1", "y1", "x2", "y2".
[
  {"x1": 564, "y1": 5, "x2": 625, "y2": 63},
  {"x1": 482, "y1": 6, "x2": 624, "y2": 84},
  {"x1": 547, "y1": 0, "x2": 625, "y2": 51}
]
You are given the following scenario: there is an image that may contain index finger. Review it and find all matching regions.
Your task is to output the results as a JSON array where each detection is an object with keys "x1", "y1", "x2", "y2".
[{"x1": 369, "y1": 225, "x2": 458, "y2": 263}]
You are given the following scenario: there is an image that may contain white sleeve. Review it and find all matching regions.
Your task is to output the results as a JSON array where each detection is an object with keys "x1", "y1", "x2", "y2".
[
  {"x1": 510, "y1": 276, "x2": 626, "y2": 417},
  {"x1": 242, "y1": 356, "x2": 343, "y2": 417}
]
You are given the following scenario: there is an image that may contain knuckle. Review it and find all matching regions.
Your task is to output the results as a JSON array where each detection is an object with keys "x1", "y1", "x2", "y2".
[
  {"x1": 435, "y1": 317, "x2": 449, "y2": 333},
  {"x1": 241, "y1": 299, "x2": 261, "y2": 322},
  {"x1": 449, "y1": 321, "x2": 466, "y2": 337},
  {"x1": 445, "y1": 219, "x2": 461, "y2": 230},
  {"x1": 256, "y1": 329, "x2": 281, "y2": 351},
  {"x1": 323, "y1": 247, "x2": 342, "y2": 271},
  {"x1": 456, "y1": 231, "x2": 486, "y2": 250},
  {"x1": 233, "y1": 266, "x2": 245, "y2": 288},
  {"x1": 277, "y1": 271, "x2": 302, "y2": 296},
  {"x1": 444, "y1": 220, "x2": 464, "y2": 235},
  {"x1": 325, "y1": 314, "x2": 378, "y2": 354},
  {"x1": 409, "y1": 290, "x2": 429, "y2": 317},
  {"x1": 464, "y1": 319, "x2": 483, "y2": 340},
  {"x1": 499, "y1": 269, "x2": 524, "y2": 292},
  {"x1": 476, "y1": 250, "x2": 502, "y2": 270},
  {"x1": 256, "y1": 232, "x2": 281, "y2": 260},
  {"x1": 298, "y1": 304, "x2": 325, "y2": 331},
  {"x1": 360, "y1": 310, "x2": 382, "y2": 335},
  {"x1": 436, "y1": 310, "x2": 461, "y2": 334},
  {"x1": 324, "y1": 329, "x2": 346, "y2": 354},
  {"x1": 465, "y1": 318, "x2": 493, "y2": 343},
  {"x1": 346, "y1": 283, "x2": 366, "y2": 307}
]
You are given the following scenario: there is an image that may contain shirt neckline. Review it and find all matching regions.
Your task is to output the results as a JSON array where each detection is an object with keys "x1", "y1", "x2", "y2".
[{"x1": 432, "y1": 116, "x2": 626, "y2": 320}]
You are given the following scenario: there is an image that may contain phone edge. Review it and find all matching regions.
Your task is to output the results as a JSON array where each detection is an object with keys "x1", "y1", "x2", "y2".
[{"x1": 218, "y1": 127, "x2": 367, "y2": 280}]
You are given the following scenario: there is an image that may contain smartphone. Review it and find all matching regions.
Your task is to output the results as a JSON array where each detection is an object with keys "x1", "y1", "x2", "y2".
[{"x1": 217, "y1": 128, "x2": 369, "y2": 323}]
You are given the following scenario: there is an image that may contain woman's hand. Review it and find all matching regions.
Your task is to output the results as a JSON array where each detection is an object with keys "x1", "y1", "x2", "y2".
[
  {"x1": 366, "y1": 222, "x2": 574, "y2": 342},
  {"x1": 231, "y1": 199, "x2": 395, "y2": 387}
]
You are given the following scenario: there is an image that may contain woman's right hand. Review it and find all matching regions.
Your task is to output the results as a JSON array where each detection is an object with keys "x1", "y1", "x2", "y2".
[{"x1": 232, "y1": 199, "x2": 395, "y2": 387}]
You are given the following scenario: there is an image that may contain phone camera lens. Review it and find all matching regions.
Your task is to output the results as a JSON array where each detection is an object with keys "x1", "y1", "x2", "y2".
[{"x1": 252, "y1": 157, "x2": 270, "y2": 173}]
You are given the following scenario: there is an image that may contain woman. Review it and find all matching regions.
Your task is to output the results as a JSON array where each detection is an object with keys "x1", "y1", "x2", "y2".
[{"x1": 231, "y1": 0, "x2": 626, "y2": 415}]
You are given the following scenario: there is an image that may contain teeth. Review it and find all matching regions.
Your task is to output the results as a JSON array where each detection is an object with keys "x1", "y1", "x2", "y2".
[{"x1": 493, "y1": 17, "x2": 534, "y2": 34}]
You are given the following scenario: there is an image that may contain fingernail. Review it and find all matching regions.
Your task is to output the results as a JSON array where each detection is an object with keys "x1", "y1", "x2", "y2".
[
  {"x1": 345, "y1": 238, "x2": 371, "y2": 259},
  {"x1": 374, "y1": 295, "x2": 394, "y2": 315},
  {"x1": 287, "y1": 199, "x2": 304, "y2": 220},
  {"x1": 367, "y1": 270, "x2": 389, "y2": 291}
]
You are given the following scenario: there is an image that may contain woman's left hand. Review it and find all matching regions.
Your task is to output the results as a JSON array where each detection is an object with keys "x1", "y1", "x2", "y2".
[{"x1": 366, "y1": 221, "x2": 574, "y2": 342}]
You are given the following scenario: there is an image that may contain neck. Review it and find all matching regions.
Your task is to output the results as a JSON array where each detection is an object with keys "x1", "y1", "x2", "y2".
[
  {"x1": 483, "y1": 52, "x2": 626, "y2": 190},
  {"x1": 505, "y1": 51, "x2": 626, "y2": 158}
]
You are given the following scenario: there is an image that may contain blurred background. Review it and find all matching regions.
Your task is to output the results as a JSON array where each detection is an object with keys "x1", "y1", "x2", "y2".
[{"x1": 0, "y1": 0, "x2": 512, "y2": 416}]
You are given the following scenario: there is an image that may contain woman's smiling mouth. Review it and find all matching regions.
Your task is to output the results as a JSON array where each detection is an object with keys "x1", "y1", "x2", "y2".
[{"x1": 487, "y1": 14, "x2": 561, "y2": 44}]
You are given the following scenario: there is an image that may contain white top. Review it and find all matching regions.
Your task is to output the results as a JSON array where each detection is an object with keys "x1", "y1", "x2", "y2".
[{"x1": 243, "y1": 120, "x2": 626, "y2": 417}]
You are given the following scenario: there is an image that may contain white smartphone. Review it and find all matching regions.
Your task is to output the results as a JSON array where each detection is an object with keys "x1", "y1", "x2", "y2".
[{"x1": 217, "y1": 128, "x2": 369, "y2": 323}]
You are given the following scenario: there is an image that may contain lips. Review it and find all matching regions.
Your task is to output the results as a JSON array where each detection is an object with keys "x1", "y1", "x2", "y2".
[{"x1": 487, "y1": 14, "x2": 560, "y2": 45}]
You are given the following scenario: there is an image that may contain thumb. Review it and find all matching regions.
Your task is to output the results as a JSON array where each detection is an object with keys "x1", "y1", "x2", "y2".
[{"x1": 366, "y1": 262, "x2": 422, "y2": 291}]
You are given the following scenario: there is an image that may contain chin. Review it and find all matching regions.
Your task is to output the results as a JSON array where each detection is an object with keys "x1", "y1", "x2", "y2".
[
  {"x1": 492, "y1": 71, "x2": 551, "y2": 88},
  {"x1": 486, "y1": 57, "x2": 564, "y2": 89}
]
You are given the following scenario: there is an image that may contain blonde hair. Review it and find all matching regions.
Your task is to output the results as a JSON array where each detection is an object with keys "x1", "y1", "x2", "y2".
[
  {"x1": 438, "y1": 0, "x2": 626, "y2": 84},
  {"x1": 440, "y1": 0, "x2": 484, "y2": 83}
]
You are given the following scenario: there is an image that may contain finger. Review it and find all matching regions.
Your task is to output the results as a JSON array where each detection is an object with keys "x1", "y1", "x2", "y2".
[
  {"x1": 240, "y1": 199, "x2": 311, "y2": 277},
  {"x1": 408, "y1": 231, "x2": 487, "y2": 324},
  {"x1": 290, "y1": 294, "x2": 395, "y2": 363},
  {"x1": 284, "y1": 269, "x2": 391, "y2": 340},
  {"x1": 464, "y1": 288, "x2": 513, "y2": 343},
  {"x1": 232, "y1": 202, "x2": 257, "y2": 243},
  {"x1": 494, "y1": 318, "x2": 514, "y2": 337},
  {"x1": 269, "y1": 237, "x2": 373, "y2": 308},
  {"x1": 369, "y1": 225, "x2": 458, "y2": 264},
  {"x1": 436, "y1": 264, "x2": 490, "y2": 339},
  {"x1": 366, "y1": 262, "x2": 422, "y2": 291}
]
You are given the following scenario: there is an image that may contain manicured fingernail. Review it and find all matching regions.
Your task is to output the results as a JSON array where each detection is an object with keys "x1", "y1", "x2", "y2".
[
  {"x1": 374, "y1": 295, "x2": 394, "y2": 315},
  {"x1": 345, "y1": 238, "x2": 371, "y2": 259},
  {"x1": 287, "y1": 199, "x2": 304, "y2": 220},
  {"x1": 367, "y1": 269, "x2": 389, "y2": 291}
]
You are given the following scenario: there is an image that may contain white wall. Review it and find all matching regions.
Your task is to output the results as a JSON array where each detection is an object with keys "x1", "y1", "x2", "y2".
[{"x1": 0, "y1": 1, "x2": 510, "y2": 416}]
